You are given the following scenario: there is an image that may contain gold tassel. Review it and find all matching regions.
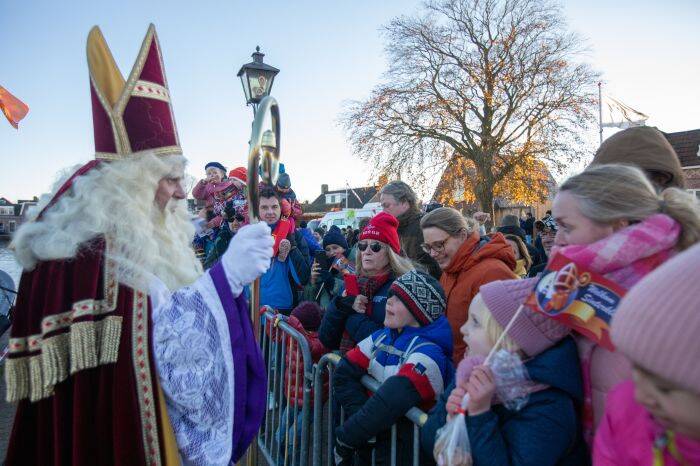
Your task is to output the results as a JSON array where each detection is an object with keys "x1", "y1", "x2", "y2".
[
  {"x1": 5, "y1": 357, "x2": 29, "y2": 402},
  {"x1": 70, "y1": 321, "x2": 98, "y2": 374},
  {"x1": 28, "y1": 354, "x2": 48, "y2": 402},
  {"x1": 41, "y1": 333, "x2": 70, "y2": 390},
  {"x1": 98, "y1": 316, "x2": 122, "y2": 364}
]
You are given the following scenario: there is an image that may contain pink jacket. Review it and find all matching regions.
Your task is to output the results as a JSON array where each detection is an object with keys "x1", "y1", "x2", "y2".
[
  {"x1": 594, "y1": 380, "x2": 700, "y2": 465},
  {"x1": 192, "y1": 179, "x2": 234, "y2": 209}
]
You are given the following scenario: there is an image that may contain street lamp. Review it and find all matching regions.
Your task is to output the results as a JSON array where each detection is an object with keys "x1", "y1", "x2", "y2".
[{"x1": 237, "y1": 46, "x2": 280, "y2": 116}]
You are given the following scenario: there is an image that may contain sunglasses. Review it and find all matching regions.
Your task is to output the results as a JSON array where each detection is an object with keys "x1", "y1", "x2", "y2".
[{"x1": 357, "y1": 241, "x2": 383, "y2": 253}]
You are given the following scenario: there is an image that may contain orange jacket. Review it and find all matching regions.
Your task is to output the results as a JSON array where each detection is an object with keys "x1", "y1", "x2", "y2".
[{"x1": 440, "y1": 232, "x2": 517, "y2": 363}]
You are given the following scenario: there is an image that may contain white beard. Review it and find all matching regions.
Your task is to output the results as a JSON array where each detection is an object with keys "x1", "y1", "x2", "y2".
[{"x1": 12, "y1": 152, "x2": 203, "y2": 291}]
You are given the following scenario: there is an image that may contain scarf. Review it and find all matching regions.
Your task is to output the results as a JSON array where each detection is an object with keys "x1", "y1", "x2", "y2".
[
  {"x1": 555, "y1": 214, "x2": 681, "y2": 444},
  {"x1": 271, "y1": 218, "x2": 292, "y2": 257},
  {"x1": 339, "y1": 272, "x2": 392, "y2": 354}
]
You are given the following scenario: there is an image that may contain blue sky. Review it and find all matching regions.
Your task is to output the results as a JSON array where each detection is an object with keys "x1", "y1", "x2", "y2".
[{"x1": 1, "y1": 0, "x2": 699, "y2": 203}]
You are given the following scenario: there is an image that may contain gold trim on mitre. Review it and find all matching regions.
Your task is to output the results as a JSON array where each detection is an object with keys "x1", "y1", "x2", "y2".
[{"x1": 86, "y1": 24, "x2": 181, "y2": 161}]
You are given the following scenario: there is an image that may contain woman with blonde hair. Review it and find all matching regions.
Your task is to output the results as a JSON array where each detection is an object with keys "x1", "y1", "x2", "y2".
[
  {"x1": 420, "y1": 207, "x2": 517, "y2": 363},
  {"x1": 549, "y1": 163, "x2": 700, "y2": 440},
  {"x1": 319, "y1": 212, "x2": 414, "y2": 352}
]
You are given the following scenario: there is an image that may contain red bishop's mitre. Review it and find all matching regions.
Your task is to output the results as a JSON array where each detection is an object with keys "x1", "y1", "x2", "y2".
[{"x1": 87, "y1": 24, "x2": 181, "y2": 160}]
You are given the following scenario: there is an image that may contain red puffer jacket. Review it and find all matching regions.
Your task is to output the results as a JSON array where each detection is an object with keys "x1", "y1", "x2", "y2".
[{"x1": 267, "y1": 315, "x2": 329, "y2": 407}]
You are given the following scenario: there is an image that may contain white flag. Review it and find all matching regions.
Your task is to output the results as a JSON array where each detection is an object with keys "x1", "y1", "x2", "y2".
[{"x1": 601, "y1": 95, "x2": 648, "y2": 129}]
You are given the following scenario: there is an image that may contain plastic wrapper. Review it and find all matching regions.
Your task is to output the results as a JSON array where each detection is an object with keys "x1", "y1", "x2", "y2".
[
  {"x1": 434, "y1": 350, "x2": 531, "y2": 465},
  {"x1": 490, "y1": 349, "x2": 531, "y2": 411},
  {"x1": 433, "y1": 393, "x2": 472, "y2": 466}
]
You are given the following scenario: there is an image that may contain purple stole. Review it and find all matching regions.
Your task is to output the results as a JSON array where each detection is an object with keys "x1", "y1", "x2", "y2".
[{"x1": 210, "y1": 262, "x2": 267, "y2": 463}]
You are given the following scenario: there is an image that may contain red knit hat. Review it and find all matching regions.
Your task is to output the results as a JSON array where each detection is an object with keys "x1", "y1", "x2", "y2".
[
  {"x1": 360, "y1": 212, "x2": 401, "y2": 253},
  {"x1": 228, "y1": 166, "x2": 247, "y2": 185}
]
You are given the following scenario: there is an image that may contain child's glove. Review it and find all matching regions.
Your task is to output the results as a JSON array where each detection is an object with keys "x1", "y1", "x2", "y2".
[{"x1": 333, "y1": 438, "x2": 355, "y2": 466}]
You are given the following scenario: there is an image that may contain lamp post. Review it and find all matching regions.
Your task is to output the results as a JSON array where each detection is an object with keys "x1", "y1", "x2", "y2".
[{"x1": 237, "y1": 46, "x2": 280, "y2": 116}]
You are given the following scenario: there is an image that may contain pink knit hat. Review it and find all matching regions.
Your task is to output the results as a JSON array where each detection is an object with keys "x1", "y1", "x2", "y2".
[
  {"x1": 612, "y1": 243, "x2": 700, "y2": 394},
  {"x1": 479, "y1": 278, "x2": 571, "y2": 357}
]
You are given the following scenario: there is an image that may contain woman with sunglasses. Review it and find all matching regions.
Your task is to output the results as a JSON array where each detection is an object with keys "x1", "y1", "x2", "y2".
[
  {"x1": 420, "y1": 207, "x2": 517, "y2": 363},
  {"x1": 319, "y1": 212, "x2": 414, "y2": 352}
]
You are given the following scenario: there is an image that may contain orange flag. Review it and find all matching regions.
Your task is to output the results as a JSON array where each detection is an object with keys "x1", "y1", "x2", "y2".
[{"x1": 0, "y1": 85, "x2": 29, "y2": 129}]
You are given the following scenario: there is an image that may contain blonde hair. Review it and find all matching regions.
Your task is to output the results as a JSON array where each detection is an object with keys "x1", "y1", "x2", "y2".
[
  {"x1": 355, "y1": 241, "x2": 415, "y2": 277},
  {"x1": 12, "y1": 152, "x2": 202, "y2": 291},
  {"x1": 469, "y1": 294, "x2": 521, "y2": 354},
  {"x1": 421, "y1": 207, "x2": 476, "y2": 236},
  {"x1": 560, "y1": 164, "x2": 700, "y2": 251}
]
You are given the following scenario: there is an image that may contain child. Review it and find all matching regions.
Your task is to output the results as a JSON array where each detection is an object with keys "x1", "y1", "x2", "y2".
[
  {"x1": 333, "y1": 270, "x2": 453, "y2": 465},
  {"x1": 267, "y1": 302, "x2": 329, "y2": 465},
  {"x1": 421, "y1": 278, "x2": 589, "y2": 465},
  {"x1": 225, "y1": 166, "x2": 248, "y2": 220},
  {"x1": 594, "y1": 243, "x2": 700, "y2": 465},
  {"x1": 192, "y1": 161, "x2": 234, "y2": 229},
  {"x1": 304, "y1": 225, "x2": 348, "y2": 307},
  {"x1": 275, "y1": 172, "x2": 302, "y2": 226}
]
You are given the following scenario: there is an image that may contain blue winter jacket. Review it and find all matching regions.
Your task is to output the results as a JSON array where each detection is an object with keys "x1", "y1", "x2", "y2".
[
  {"x1": 421, "y1": 337, "x2": 590, "y2": 466},
  {"x1": 335, "y1": 317, "x2": 454, "y2": 448},
  {"x1": 318, "y1": 279, "x2": 393, "y2": 350}
]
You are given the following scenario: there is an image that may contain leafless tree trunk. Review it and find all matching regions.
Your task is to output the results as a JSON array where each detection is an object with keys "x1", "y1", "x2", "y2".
[{"x1": 340, "y1": 0, "x2": 599, "y2": 211}]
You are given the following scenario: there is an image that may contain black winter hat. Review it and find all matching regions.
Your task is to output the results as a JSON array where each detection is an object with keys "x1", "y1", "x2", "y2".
[
  {"x1": 388, "y1": 270, "x2": 446, "y2": 326},
  {"x1": 322, "y1": 225, "x2": 348, "y2": 250}
]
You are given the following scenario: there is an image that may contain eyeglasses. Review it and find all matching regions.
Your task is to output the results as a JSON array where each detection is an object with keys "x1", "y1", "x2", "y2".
[
  {"x1": 421, "y1": 238, "x2": 449, "y2": 254},
  {"x1": 357, "y1": 241, "x2": 383, "y2": 253}
]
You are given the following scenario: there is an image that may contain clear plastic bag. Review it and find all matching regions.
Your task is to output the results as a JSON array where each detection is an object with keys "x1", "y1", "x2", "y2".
[
  {"x1": 490, "y1": 349, "x2": 531, "y2": 411},
  {"x1": 433, "y1": 394, "x2": 473, "y2": 466},
  {"x1": 434, "y1": 350, "x2": 531, "y2": 465}
]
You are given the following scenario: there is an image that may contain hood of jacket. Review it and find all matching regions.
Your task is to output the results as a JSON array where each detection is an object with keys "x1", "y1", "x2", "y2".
[
  {"x1": 389, "y1": 315, "x2": 454, "y2": 357},
  {"x1": 525, "y1": 336, "x2": 583, "y2": 401},
  {"x1": 444, "y1": 232, "x2": 516, "y2": 276}
]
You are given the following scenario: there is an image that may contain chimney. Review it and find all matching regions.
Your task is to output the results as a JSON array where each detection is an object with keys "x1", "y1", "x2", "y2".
[{"x1": 321, "y1": 184, "x2": 329, "y2": 194}]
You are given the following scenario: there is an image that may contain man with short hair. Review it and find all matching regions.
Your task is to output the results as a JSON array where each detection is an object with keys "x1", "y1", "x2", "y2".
[
  {"x1": 379, "y1": 181, "x2": 441, "y2": 279},
  {"x1": 259, "y1": 187, "x2": 311, "y2": 314}
]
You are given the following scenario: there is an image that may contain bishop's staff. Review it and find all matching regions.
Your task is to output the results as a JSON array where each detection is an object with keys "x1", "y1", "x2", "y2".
[{"x1": 246, "y1": 95, "x2": 281, "y2": 338}]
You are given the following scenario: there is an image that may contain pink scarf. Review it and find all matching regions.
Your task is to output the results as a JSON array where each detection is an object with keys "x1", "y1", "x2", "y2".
[
  {"x1": 554, "y1": 213, "x2": 680, "y2": 288},
  {"x1": 555, "y1": 214, "x2": 681, "y2": 444}
]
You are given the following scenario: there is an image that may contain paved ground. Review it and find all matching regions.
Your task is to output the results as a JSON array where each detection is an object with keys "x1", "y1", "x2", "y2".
[{"x1": 0, "y1": 328, "x2": 16, "y2": 462}]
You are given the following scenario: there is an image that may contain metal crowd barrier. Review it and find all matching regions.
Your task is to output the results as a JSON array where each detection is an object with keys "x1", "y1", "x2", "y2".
[
  {"x1": 311, "y1": 353, "x2": 428, "y2": 466},
  {"x1": 258, "y1": 309, "x2": 315, "y2": 466},
  {"x1": 256, "y1": 309, "x2": 429, "y2": 466}
]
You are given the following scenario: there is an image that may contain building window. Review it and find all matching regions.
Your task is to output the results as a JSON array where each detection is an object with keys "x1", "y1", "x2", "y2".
[
  {"x1": 9, "y1": 221, "x2": 16, "y2": 233},
  {"x1": 687, "y1": 189, "x2": 700, "y2": 201},
  {"x1": 0, "y1": 223, "x2": 4, "y2": 233}
]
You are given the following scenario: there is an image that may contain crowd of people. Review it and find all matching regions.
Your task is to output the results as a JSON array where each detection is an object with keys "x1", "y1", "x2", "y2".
[
  {"x1": 188, "y1": 125, "x2": 700, "y2": 465},
  {"x1": 10, "y1": 23, "x2": 698, "y2": 466}
]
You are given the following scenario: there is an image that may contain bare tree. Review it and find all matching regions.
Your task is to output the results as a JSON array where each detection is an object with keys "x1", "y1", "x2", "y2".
[{"x1": 341, "y1": 0, "x2": 598, "y2": 212}]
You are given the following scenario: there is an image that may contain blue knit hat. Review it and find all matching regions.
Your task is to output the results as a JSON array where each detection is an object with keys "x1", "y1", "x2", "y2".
[
  {"x1": 388, "y1": 270, "x2": 446, "y2": 326},
  {"x1": 205, "y1": 161, "x2": 226, "y2": 173},
  {"x1": 322, "y1": 225, "x2": 348, "y2": 250}
]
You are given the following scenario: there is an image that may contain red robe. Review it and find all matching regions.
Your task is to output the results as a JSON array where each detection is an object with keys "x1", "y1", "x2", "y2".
[{"x1": 5, "y1": 237, "x2": 176, "y2": 465}]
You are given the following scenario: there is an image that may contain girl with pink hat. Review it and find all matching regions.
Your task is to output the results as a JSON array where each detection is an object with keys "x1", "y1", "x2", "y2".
[{"x1": 594, "y1": 242, "x2": 700, "y2": 465}]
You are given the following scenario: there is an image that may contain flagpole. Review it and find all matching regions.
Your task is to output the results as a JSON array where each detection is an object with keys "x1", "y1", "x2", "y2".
[{"x1": 598, "y1": 82, "x2": 603, "y2": 144}]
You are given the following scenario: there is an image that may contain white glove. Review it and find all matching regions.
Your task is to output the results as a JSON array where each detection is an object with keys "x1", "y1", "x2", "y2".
[{"x1": 221, "y1": 222, "x2": 274, "y2": 296}]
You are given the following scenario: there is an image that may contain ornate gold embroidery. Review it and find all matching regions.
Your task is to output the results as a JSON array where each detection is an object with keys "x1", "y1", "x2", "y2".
[
  {"x1": 131, "y1": 80, "x2": 170, "y2": 102},
  {"x1": 132, "y1": 289, "x2": 162, "y2": 466}
]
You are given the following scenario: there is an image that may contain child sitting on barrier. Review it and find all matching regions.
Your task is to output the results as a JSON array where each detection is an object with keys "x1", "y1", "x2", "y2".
[
  {"x1": 266, "y1": 302, "x2": 329, "y2": 465},
  {"x1": 333, "y1": 270, "x2": 453, "y2": 465},
  {"x1": 420, "y1": 278, "x2": 589, "y2": 465}
]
